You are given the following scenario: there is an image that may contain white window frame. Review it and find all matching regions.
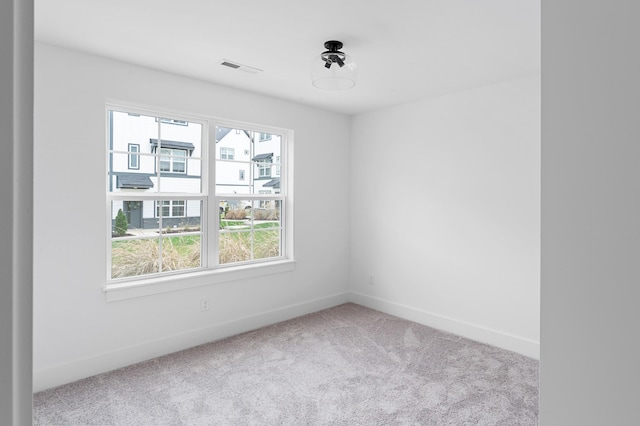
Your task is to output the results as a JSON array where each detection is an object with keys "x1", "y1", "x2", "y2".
[{"x1": 105, "y1": 103, "x2": 295, "y2": 301}]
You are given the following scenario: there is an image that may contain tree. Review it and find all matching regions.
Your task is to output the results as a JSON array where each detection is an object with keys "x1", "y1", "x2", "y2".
[{"x1": 114, "y1": 208, "x2": 128, "y2": 237}]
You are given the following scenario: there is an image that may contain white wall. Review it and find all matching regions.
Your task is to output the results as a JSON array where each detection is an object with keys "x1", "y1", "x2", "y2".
[
  {"x1": 33, "y1": 43, "x2": 351, "y2": 391},
  {"x1": 349, "y1": 76, "x2": 541, "y2": 358}
]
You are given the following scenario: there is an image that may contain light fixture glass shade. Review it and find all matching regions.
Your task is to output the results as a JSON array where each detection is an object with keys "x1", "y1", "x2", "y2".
[{"x1": 310, "y1": 53, "x2": 358, "y2": 90}]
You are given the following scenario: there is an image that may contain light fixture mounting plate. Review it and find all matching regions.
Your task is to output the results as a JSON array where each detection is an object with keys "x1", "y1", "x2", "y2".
[
  {"x1": 324, "y1": 40, "x2": 343, "y2": 51},
  {"x1": 321, "y1": 40, "x2": 347, "y2": 68}
]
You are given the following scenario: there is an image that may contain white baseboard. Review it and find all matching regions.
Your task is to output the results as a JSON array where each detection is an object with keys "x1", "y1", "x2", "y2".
[
  {"x1": 33, "y1": 292, "x2": 350, "y2": 392},
  {"x1": 34, "y1": 291, "x2": 538, "y2": 392},
  {"x1": 348, "y1": 291, "x2": 540, "y2": 360}
]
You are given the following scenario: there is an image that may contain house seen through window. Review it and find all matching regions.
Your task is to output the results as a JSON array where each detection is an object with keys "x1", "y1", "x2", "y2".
[{"x1": 107, "y1": 106, "x2": 289, "y2": 284}]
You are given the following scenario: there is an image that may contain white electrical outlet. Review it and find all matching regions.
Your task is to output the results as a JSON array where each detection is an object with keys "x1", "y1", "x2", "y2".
[{"x1": 200, "y1": 298, "x2": 210, "y2": 312}]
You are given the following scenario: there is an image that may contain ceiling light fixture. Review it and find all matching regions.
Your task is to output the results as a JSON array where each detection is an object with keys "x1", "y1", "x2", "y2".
[{"x1": 311, "y1": 40, "x2": 358, "y2": 90}]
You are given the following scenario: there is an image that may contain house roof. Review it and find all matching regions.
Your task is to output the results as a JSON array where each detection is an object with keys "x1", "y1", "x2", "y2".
[
  {"x1": 252, "y1": 153, "x2": 273, "y2": 161},
  {"x1": 149, "y1": 139, "x2": 195, "y2": 152},
  {"x1": 117, "y1": 173, "x2": 154, "y2": 189},
  {"x1": 263, "y1": 177, "x2": 280, "y2": 188},
  {"x1": 216, "y1": 127, "x2": 233, "y2": 142},
  {"x1": 216, "y1": 127, "x2": 251, "y2": 143}
]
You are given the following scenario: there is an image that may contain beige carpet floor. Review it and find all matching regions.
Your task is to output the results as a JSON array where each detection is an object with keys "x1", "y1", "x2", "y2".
[{"x1": 34, "y1": 303, "x2": 538, "y2": 425}]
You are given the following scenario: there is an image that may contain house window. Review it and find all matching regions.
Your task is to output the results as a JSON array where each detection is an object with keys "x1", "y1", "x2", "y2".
[
  {"x1": 155, "y1": 200, "x2": 186, "y2": 218},
  {"x1": 220, "y1": 147, "x2": 234, "y2": 160},
  {"x1": 258, "y1": 190, "x2": 271, "y2": 208},
  {"x1": 258, "y1": 160, "x2": 271, "y2": 177},
  {"x1": 107, "y1": 106, "x2": 293, "y2": 292},
  {"x1": 259, "y1": 132, "x2": 271, "y2": 142},
  {"x1": 159, "y1": 148, "x2": 187, "y2": 173},
  {"x1": 156, "y1": 117, "x2": 188, "y2": 126},
  {"x1": 128, "y1": 144, "x2": 140, "y2": 169}
]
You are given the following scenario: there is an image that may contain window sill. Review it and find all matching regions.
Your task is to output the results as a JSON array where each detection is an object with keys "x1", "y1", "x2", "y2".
[{"x1": 104, "y1": 259, "x2": 296, "y2": 302}]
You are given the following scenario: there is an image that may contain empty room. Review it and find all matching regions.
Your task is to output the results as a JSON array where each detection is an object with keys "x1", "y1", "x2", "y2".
[
  {"x1": 25, "y1": 0, "x2": 541, "y2": 424},
  {"x1": 6, "y1": 1, "x2": 639, "y2": 425}
]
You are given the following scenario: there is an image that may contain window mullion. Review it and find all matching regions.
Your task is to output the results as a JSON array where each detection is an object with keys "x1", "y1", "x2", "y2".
[
  {"x1": 156, "y1": 118, "x2": 162, "y2": 192},
  {"x1": 208, "y1": 121, "x2": 219, "y2": 268},
  {"x1": 157, "y1": 115, "x2": 164, "y2": 273}
]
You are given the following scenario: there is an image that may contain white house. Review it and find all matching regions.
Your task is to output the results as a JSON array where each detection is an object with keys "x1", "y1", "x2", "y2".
[
  {"x1": 108, "y1": 112, "x2": 282, "y2": 229},
  {"x1": 214, "y1": 126, "x2": 282, "y2": 211}
]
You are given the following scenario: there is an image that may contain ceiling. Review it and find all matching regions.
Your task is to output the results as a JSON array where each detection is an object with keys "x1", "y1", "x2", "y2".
[{"x1": 35, "y1": 0, "x2": 540, "y2": 116}]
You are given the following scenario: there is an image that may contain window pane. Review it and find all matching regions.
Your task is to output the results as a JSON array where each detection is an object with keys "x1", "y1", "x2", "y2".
[
  {"x1": 111, "y1": 237, "x2": 161, "y2": 278},
  {"x1": 218, "y1": 199, "x2": 282, "y2": 265},
  {"x1": 111, "y1": 200, "x2": 150, "y2": 234},
  {"x1": 215, "y1": 127, "x2": 250, "y2": 160},
  {"x1": 216, "y1": 161, "x2": 252, "y2": 194},
  {"x1": 110, "y1": 111, "x2": 158, "y2": 167},
  {"x1": 110, "y1": 155, "x2": 159, "y2": 193},
  {"x1": 161, "y1": 235, "x2": 201, "y2": 272},
  {"x1": 251, "y1": 133, "x2": 281, "y2": 194},
  {"x1": 219, "y1": 231, "x2": 251, "y2": 264},
  {"x1": 109, "y1": 111, "x2": 158, "y2": 193},
  {"x1": 215, "y1": 130, "x2": 282, "y2": 196},
  {"x1": 254, "y1": 229, "x2": 281, "y2": 260},
  {"x1": 250, "y1": 199, "x2": 281, "y2": 227},
  {"x1": 215, "y1": 126, "x2": 251, "y2": 195},
  {"x1": 219, "y1": 199, "x2": 252, "y2": 221},
  {"x1": 110, "y1": 152, "x2": 149, "y2": 192},
  {"x1": 219, "y1": 198, "x2": 250, "y2": 265},
  {"x1": 109, "y1": 110, "x2": 204, "y2": 194}
]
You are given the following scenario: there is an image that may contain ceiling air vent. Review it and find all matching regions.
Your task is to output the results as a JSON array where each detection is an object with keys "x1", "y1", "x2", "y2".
[{"x1": 220, "y1": 60, "x2": 263, "y2": 74}]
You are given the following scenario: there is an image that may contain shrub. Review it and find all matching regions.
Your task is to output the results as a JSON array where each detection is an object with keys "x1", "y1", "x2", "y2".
[
  {"x1": 219, "y1": 233, "x2": 251, "y2": 264},
  {"x1": 114, "y1": 209, "x2": 128, "y2": 237},
  {"x1": 254, "y1": 230, "x2": 280, "y2": 259},
  {"x1": 224, "y1": 209, "x2": 246, "y2": 220},
  {"x1": 253, "y1": 208, "x2": 279, "y2": 220}
]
